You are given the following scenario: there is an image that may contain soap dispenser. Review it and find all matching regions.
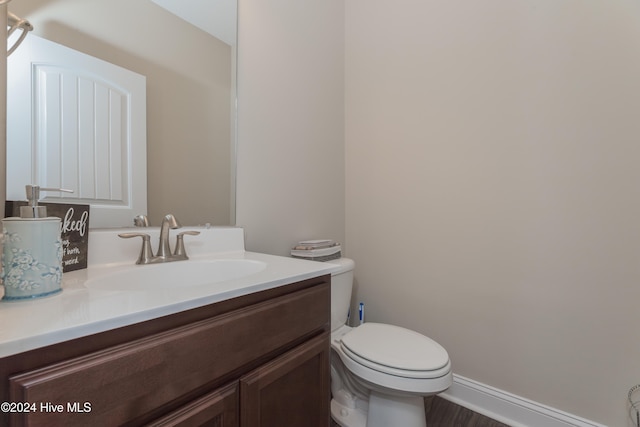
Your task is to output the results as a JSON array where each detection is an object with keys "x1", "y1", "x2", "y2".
[{"x1": 1, "y1": 185, "x2": 71, "y2": 301}]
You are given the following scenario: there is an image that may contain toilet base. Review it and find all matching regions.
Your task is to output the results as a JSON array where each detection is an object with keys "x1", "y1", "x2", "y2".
[
  {"x1": 331, "y1": 392, "x2": 427, "y2": 427},
  {"x1": 331, "y1": 398, "x2": 366, "y2": 427},
  {"x1": 367, "y1": 391, "x2": 426, "y2": 427}
]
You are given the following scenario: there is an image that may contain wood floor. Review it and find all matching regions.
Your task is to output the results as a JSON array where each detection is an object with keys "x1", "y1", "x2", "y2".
[
  {"x1": 330, "y1": 395, "x2": 511, "y2": 427},
  {"x1": 424, "y1": 396, "x2": 510, "y2": 426}
]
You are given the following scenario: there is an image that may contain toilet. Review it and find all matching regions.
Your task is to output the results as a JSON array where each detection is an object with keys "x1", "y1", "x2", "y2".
[{"x1": 328, "y1": 258, "x2": 452, "y2": 427}]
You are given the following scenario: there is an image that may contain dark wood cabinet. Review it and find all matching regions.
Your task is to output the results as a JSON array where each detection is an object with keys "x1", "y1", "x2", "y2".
[{"x1": 0, "y1": 275, "x2": 331, "y2": 427}]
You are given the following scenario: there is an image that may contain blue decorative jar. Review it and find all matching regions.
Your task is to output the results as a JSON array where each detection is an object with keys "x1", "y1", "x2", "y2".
[{"x1": 1, "y1": 217, "x2": 63, "y2": 301}]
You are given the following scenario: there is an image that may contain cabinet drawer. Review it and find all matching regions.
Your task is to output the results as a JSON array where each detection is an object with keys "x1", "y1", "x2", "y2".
[{"x1": 8, "y1": 282, "x2": 329, "y2": 426}]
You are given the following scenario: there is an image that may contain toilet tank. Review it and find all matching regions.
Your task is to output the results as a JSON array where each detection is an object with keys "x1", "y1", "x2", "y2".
[{"x1": 329, "y1": 258, "x2": 355, "y2": 332}]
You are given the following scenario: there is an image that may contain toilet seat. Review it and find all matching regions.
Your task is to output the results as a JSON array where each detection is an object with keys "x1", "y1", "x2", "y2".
[{"x1": 340, "y1": 323, "x2": 450, "y2": 379}]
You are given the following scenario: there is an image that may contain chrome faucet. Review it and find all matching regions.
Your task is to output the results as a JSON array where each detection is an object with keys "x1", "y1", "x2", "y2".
[{"x1": 118, "y1": 214, "x2": 200, "y2": 265}]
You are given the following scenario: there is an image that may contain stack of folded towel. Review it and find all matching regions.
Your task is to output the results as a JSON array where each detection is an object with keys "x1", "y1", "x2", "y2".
[{"x1": 291, "y1": 239, "x2": 341, "y2": 262}]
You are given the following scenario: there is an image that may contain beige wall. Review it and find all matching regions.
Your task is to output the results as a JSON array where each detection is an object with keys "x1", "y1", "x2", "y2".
[
  {"x1": 9, "y1": 0, "x2": 231, "y2": 227},
  {"x1": 345, "y1": 1, "x2": 640, "y2": 425},
  {"x1": 236, "y1": 0, "x2": 345, "y2": 255}
]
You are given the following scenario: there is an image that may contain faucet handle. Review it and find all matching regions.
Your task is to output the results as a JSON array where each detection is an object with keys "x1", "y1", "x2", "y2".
[
  {"x1": 119, "y1": 232, "x2": 154, "y2": 265},
  {"x1": 173, "y1": 231, "x2": 201, "y2": 259}
]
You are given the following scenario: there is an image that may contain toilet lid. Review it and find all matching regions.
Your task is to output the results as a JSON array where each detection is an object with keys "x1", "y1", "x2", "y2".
[{"x1": 340, "y1": 323, "x2": 449, "y2": 372}]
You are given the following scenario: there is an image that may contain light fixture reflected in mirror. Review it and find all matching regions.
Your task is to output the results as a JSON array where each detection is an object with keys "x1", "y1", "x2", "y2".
[{"x1": 7, "y1": 11, "x2": 33, "y2": 56}]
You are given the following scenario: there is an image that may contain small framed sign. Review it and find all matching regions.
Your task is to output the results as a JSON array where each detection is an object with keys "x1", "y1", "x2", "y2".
[{"x1": 5, "y1": 201, "x2": 90, "y2": 272}]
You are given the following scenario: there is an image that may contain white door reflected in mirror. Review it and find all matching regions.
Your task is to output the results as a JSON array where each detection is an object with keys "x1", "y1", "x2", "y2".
[{"x1": 7, "y1": 34, "x2": 147, "y2": 228}]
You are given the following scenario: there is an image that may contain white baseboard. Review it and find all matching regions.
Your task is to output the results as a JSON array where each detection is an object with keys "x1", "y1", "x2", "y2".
[{"x1": 438, "y1": 374, "x2": 607, "y2": 427}]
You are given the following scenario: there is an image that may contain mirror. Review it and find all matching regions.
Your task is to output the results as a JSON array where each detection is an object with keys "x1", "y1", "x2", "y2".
[{"x1": 7, "y1": 0, "x2": 237, "y2": 227}]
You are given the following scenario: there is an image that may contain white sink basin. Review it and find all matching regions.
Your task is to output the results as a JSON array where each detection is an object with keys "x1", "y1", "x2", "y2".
[{"x1": 85, "y1": 259, "x2": 267, "y2": 291}]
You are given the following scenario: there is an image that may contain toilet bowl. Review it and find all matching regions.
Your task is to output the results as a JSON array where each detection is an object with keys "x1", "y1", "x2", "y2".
[{"x1": 328, "y1": 258, "x2": 452, "y2": 427}]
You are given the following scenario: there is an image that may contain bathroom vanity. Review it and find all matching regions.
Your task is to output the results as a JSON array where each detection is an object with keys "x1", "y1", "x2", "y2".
[{"x1": 0, "y1": 227, "x2": 335, "y2": 426}]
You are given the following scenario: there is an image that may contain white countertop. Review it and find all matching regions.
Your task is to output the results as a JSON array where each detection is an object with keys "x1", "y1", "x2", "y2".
[{"x1": 0, "y1": 227, "x2": 338, "y2": 358}]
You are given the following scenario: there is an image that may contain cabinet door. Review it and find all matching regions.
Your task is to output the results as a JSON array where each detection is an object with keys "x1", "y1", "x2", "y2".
[
  {"x1": 147, "y1": 382, "x2": 238, "y2": 427},
  {"x1": 240, "y1": 333, "x2": 329, "y2": 427}
]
